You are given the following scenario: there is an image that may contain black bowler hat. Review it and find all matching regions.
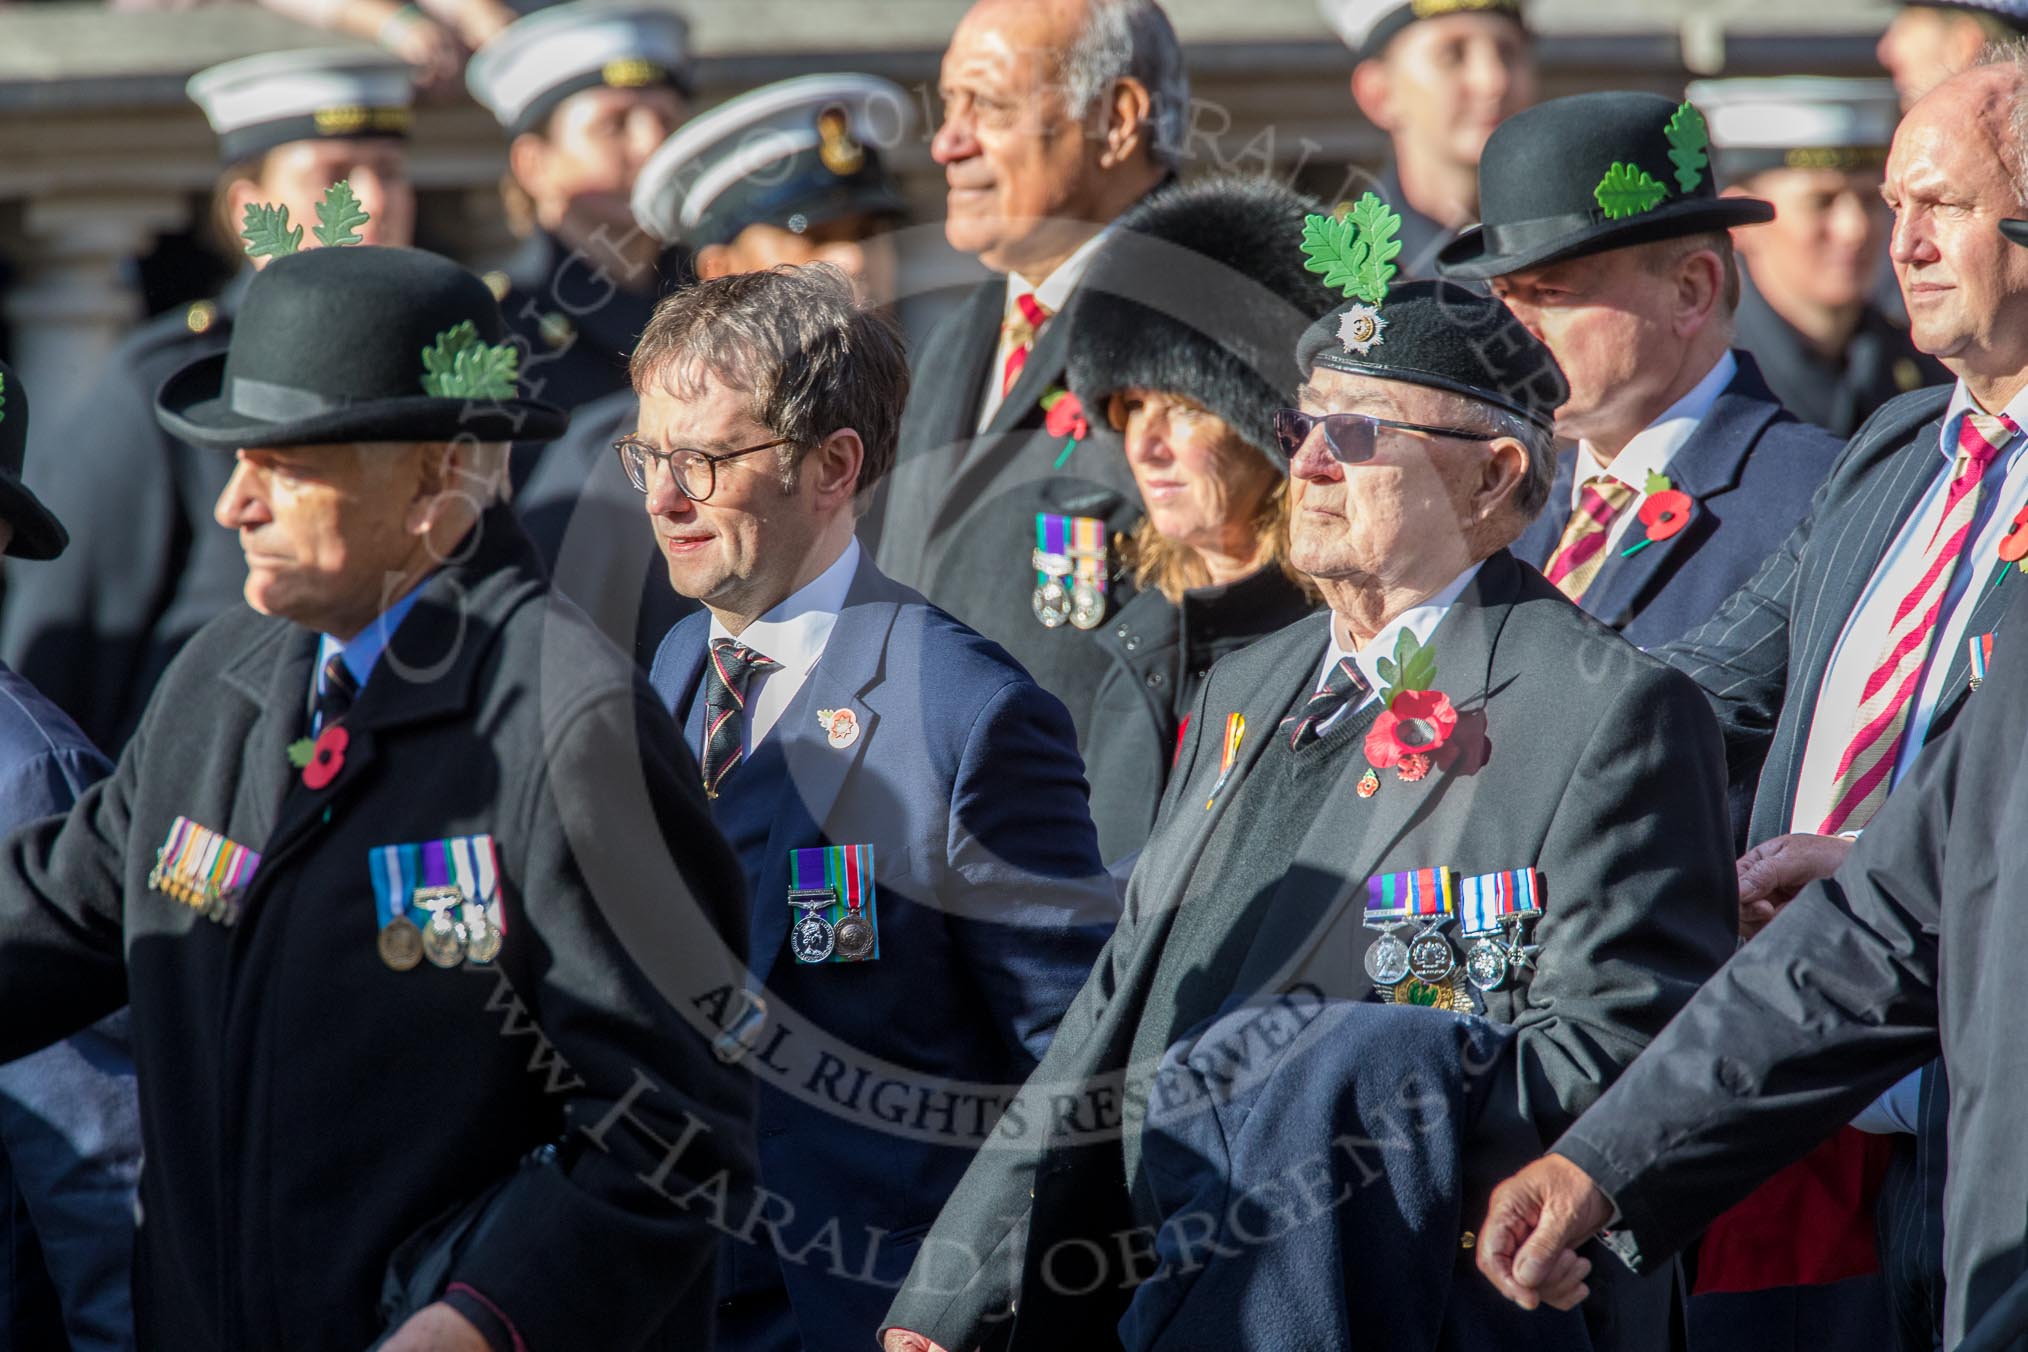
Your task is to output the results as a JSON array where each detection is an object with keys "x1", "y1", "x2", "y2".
[
  {"x1": 0, "y1": 362, "x2": 68, "y2": 561},
  {"x1": 2001, "y1": 219, "x2": 2028, "y2": 247},
  {"x1": 1437, "y1": 91, "x2": 1775, "y2": 281},
  {"x1": 1069, "y1": 175, "x2": 1342, "y2": 469},
  {"x1": 155, "y1": 246, "x2": 568, "y2": 451}
]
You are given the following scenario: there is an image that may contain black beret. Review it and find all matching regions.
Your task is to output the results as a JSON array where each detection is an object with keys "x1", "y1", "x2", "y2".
[
  {"x1": 1297, "y1": 279, "x2": 1569, "y2": 431},
  {"x1": 1068, "y1": 175, "x2": 1343, "y2": 468}
]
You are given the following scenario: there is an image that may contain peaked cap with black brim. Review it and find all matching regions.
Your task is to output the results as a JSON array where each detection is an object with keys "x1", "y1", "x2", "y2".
[
  {"x1": 1437, "y1": 90, "x2": 1774, "y2": 282},
  {"x1": 1298, "y1": 279, "x2": 1569, "y2": 432},
  {"x1": 157, "y1": 245, "x2": 567, "y2": 450},
  {"x1": 1068, "y1": 175, "x2": 1343, "y2": 469}
]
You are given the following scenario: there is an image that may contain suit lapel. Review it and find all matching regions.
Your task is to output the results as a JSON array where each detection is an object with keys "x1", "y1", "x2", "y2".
[
  {"x1": 922, "y1": 283, "x2": 1004, "y2": 458},
  {"x1": 750, "y1": 570, "x2": 897, "y2": 985},
  {"x1": 1226, "y1": 555, "x2": 1521, "y2": 1003},
  {"x1": 1793, "y1": 417, "x2": 1948, "y2": 717},
  {"x1": 1583, "y1": 360, "x2": 1778, "y2": 632},
  {"x1": 1136, "y1": 618, "x2": 1327, "y2": 909},
  {"x1": 218, "y1": 622, "x2": 318, "y2": 852}
]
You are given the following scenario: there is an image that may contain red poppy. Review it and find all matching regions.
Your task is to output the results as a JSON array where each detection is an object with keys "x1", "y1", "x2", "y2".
[
  {"x1": 2001, "y1": 504, "x2": 2028, "y2": 563},
  {"x1": 1639, "y1": 488, "x2": 1694, "y2": 542},
  {"x1": 1365, "y1": 688, "x2": 1458, "y2": 769},
  {"x1": 1044, "y1": 392, "x2": 1089, "y2": 442},
  {"x1": 301, "y1": 724, "x2": 348, "y2": 790},
  {"x1": 1395, "y1": 753, "x2": 1432, "y2": 783}
]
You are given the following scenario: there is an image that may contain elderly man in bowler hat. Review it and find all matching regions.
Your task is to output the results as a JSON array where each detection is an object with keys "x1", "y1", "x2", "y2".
[
  {"x1": 0, "y1": 226, "x2": 756, "y2": 1350},
  {"x1": 881, "y1": 204, "x2": 1736, "y2": 1352}
]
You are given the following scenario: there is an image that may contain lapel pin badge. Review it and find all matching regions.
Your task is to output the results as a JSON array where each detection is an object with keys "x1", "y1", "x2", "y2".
[{"x1": 816, "y1": 707, "x2": 860, "y2": 750}]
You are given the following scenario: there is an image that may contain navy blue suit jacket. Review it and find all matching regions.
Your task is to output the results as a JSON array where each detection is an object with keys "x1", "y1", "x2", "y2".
[
  {"x1": 1513, "y1": 352, "x2": 1844, "y2": 650},
  {"x1": 650, "y1": 556, "x2": 1118, "y2": 1352}
]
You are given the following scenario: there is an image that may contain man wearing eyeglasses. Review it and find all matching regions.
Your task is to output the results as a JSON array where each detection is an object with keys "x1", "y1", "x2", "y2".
[
  {"x1": 880, "y1": 275, "x2": 1735, "y2": 1352},
  {"x1": 623, "y1": 263, "x2": 1117, "y2": 1352}
]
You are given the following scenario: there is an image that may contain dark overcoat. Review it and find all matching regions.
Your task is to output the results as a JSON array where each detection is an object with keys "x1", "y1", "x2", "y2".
[
  {"x1": 0, "y1": 505, "x2": 755, "y2": 1349},
  {"x1": 883, "y1": 550, "x2": 1737, "y2": 1352},
  {"x1": 1554, "y1": 581, "x2": 2028, "y2": 1351},
  {"x1": 868, "y1": 278, "x2": 1144, "y2": 744}
]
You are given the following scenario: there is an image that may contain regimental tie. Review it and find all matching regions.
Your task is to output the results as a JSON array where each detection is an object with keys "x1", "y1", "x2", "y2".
[
  {"x1": 1000, "y1": 292, "x2": 1053, "y2": 398},
  {"x1": 1280, "y1": 656, "x2": 1371, "y2": 751},
  {"x1": 1542, "y1": 477, "x2": 1638, "y2": 601},
  {"x1": 701, "y1": 638, "x2": 780, "y2": 800},
  {"x1": 1817, "y1": 410, "x2": 2018, "y2": 834},
  {"x1": 314, "y1": 651, "x2": 358, "y2": 734}
]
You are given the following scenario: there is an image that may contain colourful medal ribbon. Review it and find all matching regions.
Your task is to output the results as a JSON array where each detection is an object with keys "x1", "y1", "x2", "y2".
[
  {"x1": 1369, "y1": 867, "x2": 1456, "y2": 928},
  {"x1": 1970, "y1": 632, "x2": 1995, "y2": 688},
  {"x1": 1069, "y1": 517, "x2": 1107, "y2": 599},
  {"x1": 371, "y1": 844, "x2": 405, "y2": 931},
  {"x1": 1204, "y1": 713, "x2": 1245, "y2": 809},
  {"x1": 471, "y1": 835, "x2": 505, "y2": 935},
  {"x1": 1460, "y1": 868, "x2": 1542, "y2": 936},
  {"x1": 1034, "y1": 513, "x2": 1071, "y2": 588}
]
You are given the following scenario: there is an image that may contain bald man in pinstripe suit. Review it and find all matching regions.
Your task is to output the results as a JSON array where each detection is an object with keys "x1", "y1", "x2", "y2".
[{"x1": 1651, "y1": 61, "x2": 2028, "y2": 1352}]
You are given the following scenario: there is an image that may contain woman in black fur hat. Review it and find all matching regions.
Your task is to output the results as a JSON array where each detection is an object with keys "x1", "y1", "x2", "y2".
[{"x1": 1069, "y1": 175, "x2": 1339, "y2": 865}]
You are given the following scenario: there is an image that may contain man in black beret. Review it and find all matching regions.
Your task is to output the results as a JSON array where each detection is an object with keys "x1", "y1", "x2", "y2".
[
  {"x1": 881, "y1": 202, "x2": 1735, "y2": 1352},
  {"x1": 0, "y1": 49, "x2": 418, "y2": 758},
  {"x1": 0, "y1": 233, "x2": 757, "y2": 1350},
  {"x1": 1441, "y1": 90, "x2": 1843, "y2": 655}
]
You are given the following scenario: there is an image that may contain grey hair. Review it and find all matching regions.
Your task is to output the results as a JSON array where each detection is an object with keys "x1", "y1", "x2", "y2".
[
  {"x1": 1974, "y1": 40, "x2": 2028, "y2": 210},
  {"x1": 1426, "y1": 389, "x2": 1557, "y2": 519},
  {"x1": 1061, "y1": 0, "x2": 1190, "y2": 169}
]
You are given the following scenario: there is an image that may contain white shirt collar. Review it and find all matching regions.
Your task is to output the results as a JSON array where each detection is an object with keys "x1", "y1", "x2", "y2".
[
  {"x1": 1319, "y1": 559, "x2": 1485, "y2": 700},
  {"x1": 1573, "y1": 350, "x2": 1738, "y2": 500},
  {"x1": 1937, "y1": 378, "x2": 2028, "y2": 459},
  {"x1": 1005, "y1": 225, "x2": 1117, "y2": 319},
  {"x1": 706, "y1": 537, "x2": 859, "y2": 675}
]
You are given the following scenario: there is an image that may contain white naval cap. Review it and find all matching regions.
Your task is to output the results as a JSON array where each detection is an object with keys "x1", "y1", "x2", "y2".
[
  {"x1": 631, "y1": 73, "x2": 914, "y2": 247},
  {"x1": 1685, "y1": 77, "x2": 1900, "y2": 182},
  {"x1": 187, "y1": 48, "x2": 415, "y2": 164},
  {"x1": 467, "y1": 0, "x2": 693, "y2": 138},
  {"x1": 1904, "y1": 0, "x2": 2028, "y2": 32},
  {"x1": 1318, "y1": 0, "x2": 1526, "y2": 61}
]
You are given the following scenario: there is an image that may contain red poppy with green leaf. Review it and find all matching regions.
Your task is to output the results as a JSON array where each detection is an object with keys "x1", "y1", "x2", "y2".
[
  {"x1": 1365, "y1": 630, "x2": 1457, "y2": 782},
  {"x1": 1623, "y1": 470, "x2": 1694, "y2": 556},
  {"x1": 1041, "y1": 387, "x2": 1088, "y2": 469}
]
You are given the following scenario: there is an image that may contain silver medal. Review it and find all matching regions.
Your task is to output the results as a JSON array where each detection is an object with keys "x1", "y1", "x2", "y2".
[
  {"x1": 1069, "y1": 581, "x2": 1105, "y2": 630},
  {"x1": 834, "y1": 912, "x2": 875, "y2": 960},
  {"x1": 1032, "y1": 579, "x2": 1070, "y2": 628},
  {"x1": 1364, "y1": 929, "x2": 1411, "y2": 985},
  {"x1": 791, "y1": 912, "x2": 836, "y2": 963},
  {"x1": 1406, "y1": 926, "x2": 1457, "y2": 983},
  {"x1": 1465, "y1": 937, "x2": 1510, "y2": 991}
]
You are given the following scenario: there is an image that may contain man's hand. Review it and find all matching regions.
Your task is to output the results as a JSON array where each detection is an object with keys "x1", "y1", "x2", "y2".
[
  {"x1": 1736, "y1": 832, "x2": 1853, "y2": 941},
  {"x1": 883, "y1": 1330, "x2": 953, "y2": 1352},
  {"x1": 1477, "y1": 1154, "x2": 1613, "y2": 1311},
  {"x1": 378, "y1": 1301, "x2": 489, "y2": 1351}
]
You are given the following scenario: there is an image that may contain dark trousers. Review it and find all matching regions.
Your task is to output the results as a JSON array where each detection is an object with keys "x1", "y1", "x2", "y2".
[{"x1": 1877, "y1": 1061, "x2": 1949, "y2": 1352}]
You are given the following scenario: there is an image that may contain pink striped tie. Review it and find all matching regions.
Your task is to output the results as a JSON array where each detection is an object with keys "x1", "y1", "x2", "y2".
[
  {"x1": 1543, "y1": 477, "x2": 1637, "y2": 600},
  {"x1": 1817, "y1": 411, "x2": 2017, "y2": 834}
]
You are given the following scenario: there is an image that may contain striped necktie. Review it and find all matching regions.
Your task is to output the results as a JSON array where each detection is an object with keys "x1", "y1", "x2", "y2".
[
  {"x1": 1542, "y1": 476, "x2": 1638, "y2": 600},
  {"x1": 314, "y1": 651, "x2": 358, "y2": 734},
  {"x1": 1280, "y1": 656, "x2": 1371, "y2": 751},
  {"x1": 700, "y1": 638, "x2": 781, "y2": 800},
  {"x1": 1817, "y1": 410, "x2": 2016, "y2": 834},
  {"x1": 1000, "y1": 292, "x2": 1052, "y2": 399}
]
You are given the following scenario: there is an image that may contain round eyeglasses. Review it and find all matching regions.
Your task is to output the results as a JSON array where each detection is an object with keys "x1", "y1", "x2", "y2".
[
  {"x1": 614, "y1": 434, "x2": 793, "y2": 502},
  {"x1": 1272, "y1": 408, "x2": 1499, "y2": 465}
]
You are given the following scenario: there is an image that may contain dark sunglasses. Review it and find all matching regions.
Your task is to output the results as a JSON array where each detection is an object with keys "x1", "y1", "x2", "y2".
[{"x1": 1272, "y1": 408, "x2": 1500, "y2": 465}]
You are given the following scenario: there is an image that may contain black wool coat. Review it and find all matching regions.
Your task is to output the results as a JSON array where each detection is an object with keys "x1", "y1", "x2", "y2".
[
  {"x1": 1084, "y1": 565, "x2": 1317, "y2": 865},
  {"x1": 0, "y1": 506, "x2": 756, "y2": 1350},
  {"x1": 868, "y1": 279, "x2": 1145, "y2": 745}
]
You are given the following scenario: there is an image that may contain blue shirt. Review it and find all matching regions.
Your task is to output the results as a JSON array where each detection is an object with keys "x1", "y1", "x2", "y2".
[{"x1": 310, "y1": 583, "x2": 428, "y2": 727}]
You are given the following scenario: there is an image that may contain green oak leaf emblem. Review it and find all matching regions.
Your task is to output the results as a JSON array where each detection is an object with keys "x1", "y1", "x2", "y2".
[
  {"x1": 1665, "y1": 102, "x2": 1710, "y2": 195},
  {"x1": 419, "y1": 321, "x2": 521, "y2": 401},
  {"x1": 1594, "y1": 162, "x2": 1668, "y2": 221}
]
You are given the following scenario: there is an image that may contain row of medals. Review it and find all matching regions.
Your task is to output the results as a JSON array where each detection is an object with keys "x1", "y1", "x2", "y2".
[
  {"x1": 1365, "y1": 916, "x2": 1539, "y2": 994},
  {"x1": 378, "y1": 884, "x2": 501, "y2": 971},
  {"x1": 1031, "y1": 549, "x2": 1105, "y2": 631},
  {"x1": 791, "y1": 889, "x2": 874, "y2": 963}
]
